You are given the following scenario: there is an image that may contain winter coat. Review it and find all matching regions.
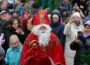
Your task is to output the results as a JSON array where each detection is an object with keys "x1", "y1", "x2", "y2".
[
  {"x1": 10, "y1": 28, "x2": 26, "y2": 44},
  {"x1": 63, "y1": 23, "x2": 84, "y2": 65},
  {"x1": 0, "y1": 59, "x2": 6, "y2": 65},
  {"x1": 0, "y1": 20, "x2": 11, "y2": 52},
  {"x1": 5, "y1": 44, "x2": 22, "y2": 65},
  {"x1": 70, "y1": 35, "x2": 90, "y2": 65},
  {"x1": 0, "y1": 47, "x2": 6, "y2": 65},
  {"x1": 50, "y1": 11, "x2": 65, "y2": 49}
]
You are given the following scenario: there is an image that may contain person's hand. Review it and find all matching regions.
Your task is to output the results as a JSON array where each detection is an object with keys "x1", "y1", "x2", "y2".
[
  {"x1": 68, "y1": 16, "x2": 74, "y2": 24},
  {"x1": 19, "y1": 28, "x2": 24, "y2": 34},
  {"x1": 24, "y1": 15, "x2": 28, "y2": 19},
  {"x1": 80, "y1": 5, "x2": 84, "y2": 9},
  {"x1": 16, "y1": 28, "x2": 24, "y2": 35},
  {"x1": 74, "y1": 38, "x2": 81, "y2": 43},
  {"x1": 15, "y1": 29, "x2": 20, "y2": 33}
]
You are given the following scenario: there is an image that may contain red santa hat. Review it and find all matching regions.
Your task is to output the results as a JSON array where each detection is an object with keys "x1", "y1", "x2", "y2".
[{"x1": 33, "y1": 9, "x2": 50, "y2": 26}]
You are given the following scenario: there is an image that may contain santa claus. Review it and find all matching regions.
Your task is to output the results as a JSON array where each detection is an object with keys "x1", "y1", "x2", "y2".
[{"x1": 20, "y1": 9, "x2": 66, "y2": 65}]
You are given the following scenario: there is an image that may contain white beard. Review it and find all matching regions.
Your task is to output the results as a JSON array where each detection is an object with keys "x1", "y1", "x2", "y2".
[
  {"x1": 32, "y1": 24, "x2": 51, "y2": 47},
  {"x1": 38, "y1": 31, "x2": 50, "y2": 47}
]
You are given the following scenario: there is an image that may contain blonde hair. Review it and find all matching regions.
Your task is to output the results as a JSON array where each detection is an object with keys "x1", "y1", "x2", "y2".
[{"x1": 9, "y1": 35, "x2": 21, "y2": 47}]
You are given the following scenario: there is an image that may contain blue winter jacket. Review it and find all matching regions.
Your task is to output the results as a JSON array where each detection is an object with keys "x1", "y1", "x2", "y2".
[{"x1": 5, "y1": 44, "x2": 22, "y2": 65}]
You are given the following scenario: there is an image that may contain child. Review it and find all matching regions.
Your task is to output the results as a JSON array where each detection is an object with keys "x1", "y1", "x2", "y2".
[{"x1": 5, "y1": 35, "x2": 22, "y2": 65}]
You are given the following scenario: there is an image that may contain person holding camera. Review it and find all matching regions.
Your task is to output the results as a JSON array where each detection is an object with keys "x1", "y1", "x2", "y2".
[
  {"x1": 64, "y1": 12, "x2": 84, "y2": 65},
  {"x1": 70, "y1": 20, "x2": 90, "y2": 65}
]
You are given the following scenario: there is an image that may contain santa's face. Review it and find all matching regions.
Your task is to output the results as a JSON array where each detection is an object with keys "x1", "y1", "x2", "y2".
[
  {"x1": 38, "y1": 26, "x2": 50, "y2": 47},
  {"x1": 39, "y1": 26, "x2": 47, "y2": 33},
  {"x1": 32, "y1": 24, "x2": 51, "y2": 47}
]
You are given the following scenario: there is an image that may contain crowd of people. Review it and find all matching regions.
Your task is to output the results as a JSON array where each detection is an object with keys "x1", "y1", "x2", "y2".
[{"x1": 0, "y1": 0, "x2": 90, "y2": 65}]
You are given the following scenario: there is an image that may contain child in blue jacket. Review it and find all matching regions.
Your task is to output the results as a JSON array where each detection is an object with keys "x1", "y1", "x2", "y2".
[{"x1": 5, "y1": 35, "x2": 22, "y2": 65}]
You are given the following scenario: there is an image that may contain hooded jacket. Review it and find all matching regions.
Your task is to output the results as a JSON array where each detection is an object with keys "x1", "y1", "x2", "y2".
[{"x1": 50, "y1": 10, "x2": 65, "y2": 49}]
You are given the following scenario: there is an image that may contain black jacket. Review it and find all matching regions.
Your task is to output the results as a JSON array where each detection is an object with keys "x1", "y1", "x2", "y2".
[
  {"x1": 0, "y1": 20, "x2": 11, "y2": 52},
  {"x1": 10, "y1": 28, "x2": 26, "y2": 44},
  {"x1": 0, "y1": 59, "x2": 6, "y2": 65},
  {"x1": 70, "y1": 36, "x2": 90, "y2": 65}
]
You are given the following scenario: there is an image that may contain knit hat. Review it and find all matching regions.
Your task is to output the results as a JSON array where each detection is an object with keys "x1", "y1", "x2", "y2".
[
  {"x1": 72, "y1": 12, "x2": 80, "y2": 17},
  {"x1": 84, "y1": 20, "x2": 90, "y2": 26},
  {"x1": 84, "y1": 20, "x2": 90, "y2": 37}
]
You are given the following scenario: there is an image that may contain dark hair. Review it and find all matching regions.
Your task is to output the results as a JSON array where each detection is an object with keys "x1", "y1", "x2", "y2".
[{"x1": 11, "y1": 18, "x2": 23, "y2": 29}]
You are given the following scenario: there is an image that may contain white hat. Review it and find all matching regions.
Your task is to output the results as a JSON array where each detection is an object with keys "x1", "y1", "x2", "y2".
[{"x1": 72, "y1": 12, "x2": 80, "y2": 17}]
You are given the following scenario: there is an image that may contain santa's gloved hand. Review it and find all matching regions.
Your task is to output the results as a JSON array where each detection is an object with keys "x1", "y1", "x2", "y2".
[{"x1": 0, "y1": 33, "x2": 5, "y2": 46}]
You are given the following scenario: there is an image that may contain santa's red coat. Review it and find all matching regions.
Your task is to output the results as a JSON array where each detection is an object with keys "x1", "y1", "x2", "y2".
[{"x1": 20, "y1": 32, "x2": 66, "y2": 65}]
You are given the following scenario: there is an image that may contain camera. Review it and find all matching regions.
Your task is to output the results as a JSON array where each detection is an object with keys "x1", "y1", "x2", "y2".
[{"x1": 77, "y1": 31, "x2": 84, "y2": 41}]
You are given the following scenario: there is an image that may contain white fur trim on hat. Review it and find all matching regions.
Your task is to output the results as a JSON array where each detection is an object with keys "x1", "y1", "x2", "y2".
[{"x1": 72, "y1": 12, "x2": 80, "y2": 17}]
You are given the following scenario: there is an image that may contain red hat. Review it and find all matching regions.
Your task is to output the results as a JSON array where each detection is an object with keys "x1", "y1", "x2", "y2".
[{"x1": 33, "y1": 9, "x2": 50, "y2": 26}]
